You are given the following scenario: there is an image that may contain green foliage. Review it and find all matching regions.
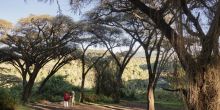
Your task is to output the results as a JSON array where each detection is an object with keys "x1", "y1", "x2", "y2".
[
  {"x1": 40, "y1": 75, "x2": 80, "y2": 102},
  {"x1": 0, "y1": 73, "x2": 21, "y2": 88},
  {"x1": 15, "y1": 105, "x2": 33, "y2": 110},
  {"x1": 155, "y1": 89, "x2": 182, "y2": 102},
  {"x1": 0, "y1": 88, "x2": 16, "y2": 110},
  {"x1": 1, "y1": 56, "x2": 149, "y2": 103},
  {"x1": 121, "y1": 79, "x2": 147, "y2": 100},
  {"x1": 84, "y1": 93, "x2": 113, "y2": 104},
  {"x1": 155, "y1": 89, "x2": 184, "y2": 109},
  {"x1": 9, "y1": 85, "x2": 23, "y2": 102},
  {"x1": 98, "y1": 68, "x2": 116, "y2": 97}
]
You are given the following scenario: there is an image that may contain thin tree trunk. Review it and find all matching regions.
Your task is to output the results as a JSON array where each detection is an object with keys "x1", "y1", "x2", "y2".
[
  {"x1": 147, "y1": 72, "x2": 156, "y2": 110},
  {"x1": 80, "y1": 74, "x2": 85, "y2": 103},
  {"x1": 113, "y1": 70, "x2": 123, "y2": 103},
  {"x1": 147, "y1": 80, "x2": 155, "y2": 110},
  {"x1": 95, "y1": 74, "x2": 101, "y2": 95}
]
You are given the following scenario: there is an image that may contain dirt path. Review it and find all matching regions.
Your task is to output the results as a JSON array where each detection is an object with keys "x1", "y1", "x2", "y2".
[
  {"x1": 28, "y1": 101, "x2": 146, "y2": 110},
  {"x1": 27, "y1": 101, "x2": 184, "y2": 110},
  {"x1": 28, "y1": 103, "x2": 112, "y2": 110}
]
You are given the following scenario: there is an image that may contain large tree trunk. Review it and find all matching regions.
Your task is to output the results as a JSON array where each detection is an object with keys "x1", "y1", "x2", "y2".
[
  {"x1": 80, "y1": 74, "x2": 85, "y2": 103},
  {"x1": 21, "y1": 78, "x2": 35, "y2": 103},
  {"x1": 186, "y1": 66, "x2": 220, "y2": 110},
  {"x1": 21, "y1": 67, "x2": 40, "y2": 103}
]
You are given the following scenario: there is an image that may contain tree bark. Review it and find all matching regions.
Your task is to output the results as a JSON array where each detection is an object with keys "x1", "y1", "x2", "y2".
[
  {"x1": 113, "y1": 71, "x2": 123, "y2": 103},
  {"x1": 147, "y1": 84, "x2": 155, "y2": 110},
  {"x1": 21, "y1": 66, "x2": 40, "y2": 103},
  {"x1": 95, "y1": 74, "x2": 101, "y2": 95},
  {"x1": 147, "y1": 74, "x2": 156, "y2": 110},
  {"x1": 186, "y1": 66, "x2": 220, "y2": 110},
  {"x1": 80, "y1": 74, "x2": 85, "y2": 103},
  {"x1": 21, "y1": 78, "x2": 35, "y2": 103}
]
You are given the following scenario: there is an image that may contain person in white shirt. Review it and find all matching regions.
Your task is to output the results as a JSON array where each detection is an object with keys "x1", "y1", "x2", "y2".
[{"x1": 70, "y1": 91, "x2": 75, "y2": 106}]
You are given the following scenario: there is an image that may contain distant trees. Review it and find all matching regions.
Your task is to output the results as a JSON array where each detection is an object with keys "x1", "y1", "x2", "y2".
[
  {"x1": 0, "y1": 15, "x2": 79, "y2": 103},
  {"x1": 94, "y1": 55, "x2": 119, "y2": 97},
  {"x1": 93, "y1": 56, "x2": 110, "y2": 95}
]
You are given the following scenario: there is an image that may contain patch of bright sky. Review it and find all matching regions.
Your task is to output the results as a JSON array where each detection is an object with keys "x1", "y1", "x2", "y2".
[{"x1": 0, "y1": 0, "x2": 94, "y2": 24}]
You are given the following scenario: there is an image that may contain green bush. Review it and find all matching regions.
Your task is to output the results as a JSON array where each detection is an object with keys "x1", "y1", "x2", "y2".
[
  {"x1": 84, "y1": 93, "x2": 113, "y2": 103},
  {"x1": 40, "y1": 75, "x2": 80, "y2": 102},
  {"x1": 121, "y1": 87, "x2": 136, "y2": 100},
  {"x1": 9, "y1": 84, "x2": 23, "y2": 102},
  {"x1": 0, "y1": 88, "x2": 16, "y2": 110}
]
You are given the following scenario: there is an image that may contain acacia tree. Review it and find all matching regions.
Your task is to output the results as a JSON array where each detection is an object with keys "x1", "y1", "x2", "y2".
[
  {"x1": 84, "y1": 20, "x2": 141, "y2": 102},
  {"x1": 76, "y1": 34, "x2": 108, "y2": 102},
  {"x1": 0, "y1": 15, "x2": 78, "y2": 103}
]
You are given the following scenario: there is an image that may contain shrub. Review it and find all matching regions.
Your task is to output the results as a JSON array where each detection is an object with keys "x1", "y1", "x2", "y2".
[
  {"x1": 121, "y1": 87, "x2": 136, "y2": 100},
  {"x1": 84, "y1": 93, "x2": 113, "y2": 103},
  {"x1": 40, "y1": 75, "x2": 79, "y2": 102},
  {"x1": 0, "y1": 88, "x2": 16, "y2": 110},
  {"x1": 98, "y1": 70, "x2": 116, "y2": 97},
  {"x1": 9, "y1": 84, "x2": 23, "y2": 102}
]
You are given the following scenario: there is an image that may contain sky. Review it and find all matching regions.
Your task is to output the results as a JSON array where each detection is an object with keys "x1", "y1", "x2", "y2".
[{"x1": 0, "y1": 0, "x2": 87, "y2": 24}]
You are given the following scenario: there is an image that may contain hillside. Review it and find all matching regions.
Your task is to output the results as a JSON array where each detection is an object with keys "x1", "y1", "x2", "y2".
[{"x1": 0, "y1": 57, "x2": 148, "y2": 89}]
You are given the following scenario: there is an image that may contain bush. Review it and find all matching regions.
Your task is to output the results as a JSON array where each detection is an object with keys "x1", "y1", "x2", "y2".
[
  {"x1": 9, "y1": 84, "x2": 23, "y2": 102},
  {"x1": 121, "y1": 87, "x2": 136, "y2": 100},
  {"x1": 98, "y1": 70, "x2": 116, "y2": 97},
  {"x1": 40, "y1": 75, "x2": 80, "y2": 102},
  {"x1": 84, "y1": 93, "x2": 113, "y2": 103},
  {"x1": 0, "y1": 88, "x2": 16, "y2": 110}
]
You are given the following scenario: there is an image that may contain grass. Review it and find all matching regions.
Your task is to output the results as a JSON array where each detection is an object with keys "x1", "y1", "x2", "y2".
[
  {"x1": 82, "y1": 88, "x2": 184, "y2": 110},
  {"x1": 155, "y1": 100, "x2": 184, "y2": 109},
  {"x1": 123, "y1": 88, "x2": 184, "y2": 110},
  {"x1": 15, "y1": 105, "x2": 33, "y2": 110}
]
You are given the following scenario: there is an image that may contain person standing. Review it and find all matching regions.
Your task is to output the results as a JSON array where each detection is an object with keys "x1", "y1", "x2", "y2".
[
  {"x1": 63, "y1": 91, "x2": 70, "y2": 107},
  {"x1": 70, "y1": 91, "x2": 75, "y2": 106}
]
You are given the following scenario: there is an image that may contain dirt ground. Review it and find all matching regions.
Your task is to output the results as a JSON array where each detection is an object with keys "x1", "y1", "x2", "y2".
[
  {"x1": 28, "y1": 101, "x2": 146, "y2": 110},
  {"x1": 29, "y1": 103, "x2": 111, "y2": 110}
]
